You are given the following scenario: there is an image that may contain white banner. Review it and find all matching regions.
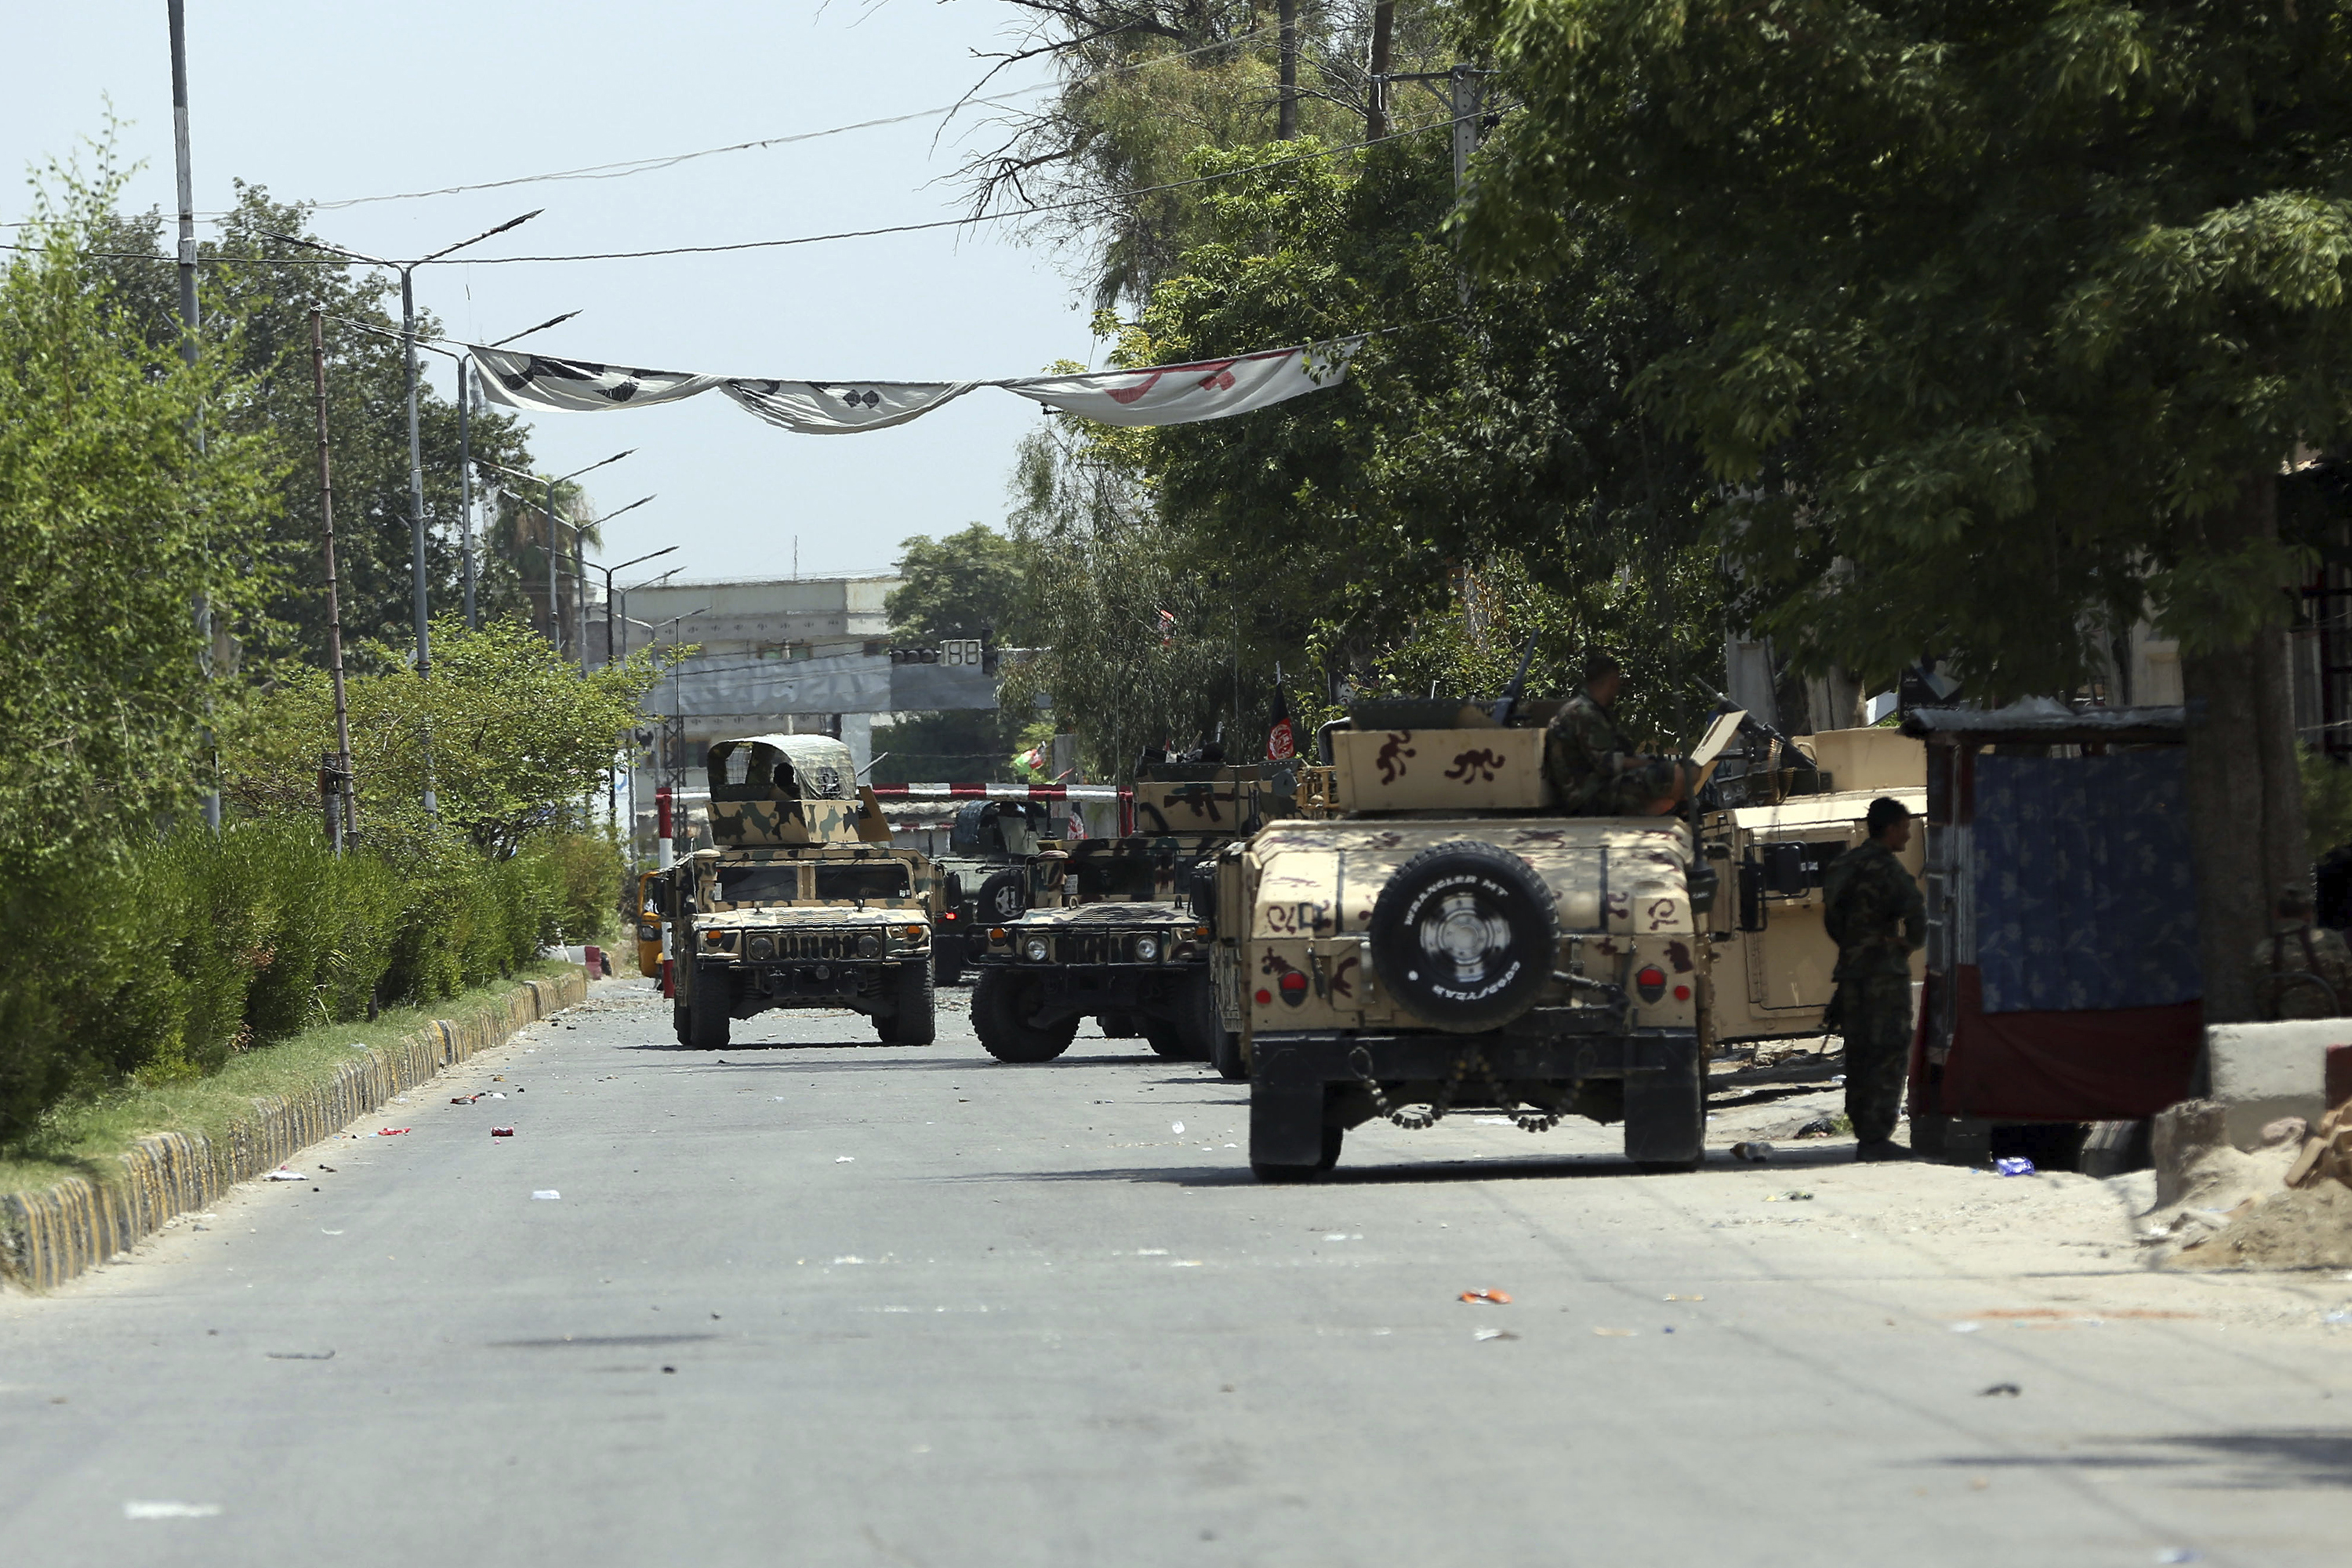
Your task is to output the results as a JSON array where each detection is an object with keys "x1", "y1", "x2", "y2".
[
  {"x1": 1004, "y1": 339, "x2": 1361, "y2": 426},
  {"x1": 464, "y1": 336, "x2": 1358, "y2": 434},
  {"x1": 721, "y1": 379, "x2": 978, "y2": 435},
  {"x1": 474, "y1": 348, "x2": 720, "y2": 412}
]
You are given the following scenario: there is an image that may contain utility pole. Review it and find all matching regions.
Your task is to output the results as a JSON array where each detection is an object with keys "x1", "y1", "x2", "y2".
[
  {"x1": 168, "y1": 0, "x2": 220, "y2": 834},
  {"x1": 310, "y1": 308, "x2": 359, "y2": 848},
  {"x1": 1450, "y1": 63, "x2": 1483, "y2": 193},
  {"x1": 1367, "y1": 3, "x2": 1394, "y2": 140},
  {"x1": 459, "y1": 362, "x2": 477, "y2": 630},
  {"x1": 1277, "y1": 0, "x2": 1300, "y2": 140},
  {"x1": 546, "y1": 476, "x2": 562, "y2": 655}
]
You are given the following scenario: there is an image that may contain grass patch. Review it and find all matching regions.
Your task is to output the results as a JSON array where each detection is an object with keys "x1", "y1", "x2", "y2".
[{"x1": 0, "y1": 961, "x2": 573, "y2": 1200}]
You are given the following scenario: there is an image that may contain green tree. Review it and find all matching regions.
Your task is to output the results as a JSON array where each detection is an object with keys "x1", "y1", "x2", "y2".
[
  {"x1": 220, "y1": 616, "x2": 672, "y2": 857},
  {"x1": 0, "y1": 160, "x2": 279, "y2": 870},
  {"x1": 1456, "y1": 0, "x2": 2352, "y2": 1019}
]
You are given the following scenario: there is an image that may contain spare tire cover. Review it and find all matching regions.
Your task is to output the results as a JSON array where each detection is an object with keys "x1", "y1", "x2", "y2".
[
  {"x1": 1367, "y1": 840, "x2": 1558, "y2": 1033},
  {"x1": 978, "y1": 868, "x2": 1029, "y2": 924}
]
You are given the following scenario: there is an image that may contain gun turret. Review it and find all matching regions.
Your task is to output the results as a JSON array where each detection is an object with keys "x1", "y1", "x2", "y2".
[{"x1": 1489, "y1": 636, "x2": 1540, "y2": 727}]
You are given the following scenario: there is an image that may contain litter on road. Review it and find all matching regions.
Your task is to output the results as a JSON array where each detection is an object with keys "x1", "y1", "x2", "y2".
[
  {"x1": 1980, "y1": 1382, "x2": 2021, "y2": 1396},
  {"x1": 492, "y1": 1127, "x2": 516, "y2": 1138},
  {"x1": 1994, "y1": 1156, "x2": 2038, "y2": 1176},
  {"x1": 1730, "y1": 1141, "x2": 1773, "y2": 1161},
  {"x1": 1473, "y1": 1328, "x2": 1519, "y2": 1341},
  {"x1": 263, "y1": 1168, "x2": 304, "y2": 1181},
  {"x1": 1593, "y1": 1327, "x2": 1638, "y2": 1337},
  {"x1": 264, "y1": 1349, "x2": 335, "y2": 1360},
  {"x1": 376, "y1": 1127, "x2": 409, "y2": 1137},
  {"x1": 532, "y1": 1190, "x2": 561, "y2": 1200},
  {"x1": 1459, "y1": 1289, "x2": 1512, "y2": 1305},
  {"x1": 123, "y1": 1502, "x2": 222, "y2": 1520}
]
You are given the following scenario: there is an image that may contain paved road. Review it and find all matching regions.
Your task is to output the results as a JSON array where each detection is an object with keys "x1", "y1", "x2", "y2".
[{"x1": 5, "y1": 981, "x2": 2348, "y2": 1567}]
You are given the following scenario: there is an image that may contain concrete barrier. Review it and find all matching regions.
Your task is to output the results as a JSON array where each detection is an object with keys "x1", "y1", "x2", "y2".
[
  {"x1": 2205, "y1": 1019, "x2": 2343, "y2": 1148},
  {"x1": 0, "y1": 968, "x2": 586, "y2": 1292}
]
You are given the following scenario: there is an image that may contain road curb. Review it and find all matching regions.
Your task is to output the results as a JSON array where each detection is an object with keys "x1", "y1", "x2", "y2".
[{"x1": 0, "y1": 968, "x2": 588, "y2": 1293}]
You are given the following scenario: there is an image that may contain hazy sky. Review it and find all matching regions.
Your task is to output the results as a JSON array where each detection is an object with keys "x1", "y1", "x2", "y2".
[{"x1": 2, "y1": 1, "x2": 1095, "y2": 585}]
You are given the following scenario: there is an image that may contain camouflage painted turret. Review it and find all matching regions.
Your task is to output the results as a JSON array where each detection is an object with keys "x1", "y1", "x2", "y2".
[{"x1": 671, "y1": 734, "x2": 938, "y2": 1050}]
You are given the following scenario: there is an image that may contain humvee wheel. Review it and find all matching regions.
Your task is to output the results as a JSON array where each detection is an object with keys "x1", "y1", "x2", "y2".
[
  {"x1": 1098, "y1": 1011, "x2": 1142, "y2": 1038},
  {"x1": 878, "y1": 959, "x2": 937, "y2": 1046},
  {"x1": 1175, "y1": 971, "x2": 1225, "y2": 1065},
  {"x1": 687, "y1": 971, "x2": 731, "y2": 1050},
  {"x1": 1251, "y1": 1125, "x2": 1342, "y2": 1184},
  {"x1": 1624, "y1": 1048, "x2": 1705, "y2": 1171},
  {"x1": 1142, "y1": 1016, "x2": 1194, "y2": 1058},
  {"x1": 933, "y1": 945, "x2": 964, "y2": 988},
  {"x1": 973, "y1": 970, "x2": 1077, "y2": 1062},
  {"x1": 1211, "y1": 1030, "x2": 1247, "y2": 1082},
  {"x1": 1367, "y1": 840, "x2": 1559, "y2": 1033},
  {"x1": 672, "y1": 1001, "x2": 693, "y2": 1048},
  {"x1": 977, "y1": 869, "x2": 1028, "y2": 924}
]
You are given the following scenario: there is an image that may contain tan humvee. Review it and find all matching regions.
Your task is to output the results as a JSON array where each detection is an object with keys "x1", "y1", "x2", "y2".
[
  {"x1": 969, "y1": 763, "x2": 1290, "y2": 1067},
  {"x1": 1214, "y1": 700, "x2": 1713, "y2": 1181},
  {"x1": 672, "y1": 734, "x2": 938, "y2": 1048},
  {"x1": 1697, "y1": 728, "x2": 1926, "y2": 1040}
]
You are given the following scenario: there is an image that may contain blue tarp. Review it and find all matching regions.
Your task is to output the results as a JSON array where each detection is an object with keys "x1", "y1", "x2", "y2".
[{"x1": 1973, "y1": 752, "x2": 2201, "y2": 1014}]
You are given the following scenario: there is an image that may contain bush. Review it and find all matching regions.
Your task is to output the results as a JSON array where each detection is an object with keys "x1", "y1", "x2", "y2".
[{"x1": 0, "y1": 822, "x2": 609, "y2": 1143}]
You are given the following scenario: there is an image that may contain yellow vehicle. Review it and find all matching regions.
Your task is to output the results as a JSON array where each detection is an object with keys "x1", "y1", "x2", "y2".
[
  {"x1": 1696, "y1": 727, "x2": 1926, "y2": 1040},
  {"x1": 1214, "y1": 699, "x2": 1716, "y2": 1182},
  {"x1": 634, "y1": 869, "x2": 666, "y2": 979}
]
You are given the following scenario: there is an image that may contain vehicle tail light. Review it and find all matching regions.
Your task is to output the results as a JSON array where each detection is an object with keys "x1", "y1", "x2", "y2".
[
  {"x1": 1635, "y1": 965, "x2": 1667, "y2": 1003},
  {"x1": 1278, "y1": 971, "x2": 1308, "y2": 1007}
]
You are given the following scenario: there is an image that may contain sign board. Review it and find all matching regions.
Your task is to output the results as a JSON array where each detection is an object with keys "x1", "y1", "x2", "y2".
[{"x1": 941, "y1": 639, "x2": 984, "y2": 668}]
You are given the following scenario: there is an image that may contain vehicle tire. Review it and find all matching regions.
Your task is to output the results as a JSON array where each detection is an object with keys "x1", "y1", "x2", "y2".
[
  {"x1": 1098, "y1": 1011, "x2": 1142, "y2": 1038},
  {"x1": 1142, "y1": 1016, "x2": 1193, "y2": 1058},
  {"x1": 977, "y1": 869, "x2": 1028, "y2": 927},
  {"x1": 2079, "y1": 1117, "x2": 2152, "y2": 1178},
  {"x1": 1212, "y1": 1027, "x2": 1247, "y2": 1082},
  {"x1": 1624, "y1": 1050, "x2": 1704, "y2": 1171},
  {"x1": 1176, "y1": 970, "x2": 1225, "y2": 1063},
  {"x1": 972, "y1": 969, "x2": 1077, "y2": 1063},
  {"x1": 1250, "y1": 1083, "x2": 1341, "y2": 1181},
  {"x1": 933, "y1": 938, "x2": 964, "y2": 989},
  {"x1": 672, "y1": 1000, "x2": 693, "y2": 1048},
  {"x1": 879, "y1": 960, "x2": 937, "y2": 1046},
  {"x1": 688, "y1": 967, "x2": 731, "y2": 1050},
  {"x1": 1366, "y1": 840, "x2": 1558, "y2": 1033}
]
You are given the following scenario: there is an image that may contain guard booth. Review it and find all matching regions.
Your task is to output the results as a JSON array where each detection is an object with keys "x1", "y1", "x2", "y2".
[{"x1": 1902, "y1": 700, "x2": 2201, "y2": 1161}]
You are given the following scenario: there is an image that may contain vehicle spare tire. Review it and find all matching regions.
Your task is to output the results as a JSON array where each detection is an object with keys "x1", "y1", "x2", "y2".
[
  {"x1": 1366, "y1": 840, "x2": 1557, "y2": 1033},
  {"x1": 977, "y1": 869, "x2": 1028, "y2": 926}
]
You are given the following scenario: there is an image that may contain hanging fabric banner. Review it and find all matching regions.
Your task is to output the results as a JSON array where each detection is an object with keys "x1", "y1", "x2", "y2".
[
  {"x1": 720, "y1": 379, "x2": 979, "y2": 435},
  {"x1": 464, "y1": 336, "x2": 1359, "y2": 433},
  {"x1": 1004, "y1": 339, "x2": 1362, "y2": 427},
  {"x1": 474, "y1": 347, "x2": 721, "y2": 412}
]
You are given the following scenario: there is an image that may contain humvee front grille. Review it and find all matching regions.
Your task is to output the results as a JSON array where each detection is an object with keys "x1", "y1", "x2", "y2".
[{"x1": 766, "y1": 930, "x2": 869, "y2": 961}]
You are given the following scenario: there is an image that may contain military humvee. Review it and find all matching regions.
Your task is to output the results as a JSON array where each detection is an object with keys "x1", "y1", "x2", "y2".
[
  {"x1": 932, "y1": 798, "x2": 1060, "y2": 985},
  {"x1": 968, "y1": 763, "x2": 1287, "y2": 1066},
  {"x1": 671, "y1": 734, "x2": 939, "y2": 1049},
  {"x1": 1214, "y1": 700, "x2": 1715, "y2": 1182}
]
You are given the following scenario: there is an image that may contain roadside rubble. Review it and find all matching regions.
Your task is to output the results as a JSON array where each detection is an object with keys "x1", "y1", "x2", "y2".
[{"x1": 2145, "y1": 1103, "x2": 2352, "y2": 1270}]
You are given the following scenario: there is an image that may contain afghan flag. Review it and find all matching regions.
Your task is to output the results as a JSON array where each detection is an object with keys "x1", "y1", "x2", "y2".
[{"x1": 1267, "y1": 686, "x2": 1295, "y2": 762}]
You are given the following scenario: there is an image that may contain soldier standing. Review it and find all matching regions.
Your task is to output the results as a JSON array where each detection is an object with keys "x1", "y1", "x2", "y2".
[
  {"x1": 1542, "y1": 653, "x2": 1694, "y2": 815},
  {"x1": 2249, "y1": 885, "x2": 2352, "y2": 1019},
  {"x1": 1821, "y1": 796, "x2": 1925, "y2": 1162}
]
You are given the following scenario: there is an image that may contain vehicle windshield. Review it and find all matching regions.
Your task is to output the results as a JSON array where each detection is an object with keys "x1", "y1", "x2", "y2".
[
  {"x1": 715, "y1": 865, "x2": 799, "y2": 905},
  {"x1": 814, "y1": 862, "x2": 913, "y2": 902}
]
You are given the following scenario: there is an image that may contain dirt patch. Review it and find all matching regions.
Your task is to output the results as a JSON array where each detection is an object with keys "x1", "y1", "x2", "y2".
[{"x1": 2165, "y1": 1181, "x2": 2352, "y2": 1271}]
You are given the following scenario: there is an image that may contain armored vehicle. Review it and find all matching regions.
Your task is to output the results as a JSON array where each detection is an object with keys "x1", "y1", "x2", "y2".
[
  {"x1": 1214, "y1": 700, "x2": 1715, "y2": 1182},
  {"x1": 932, "y1": 798, "x2": 1059, "y2": 985},
  {"x1": 969, "y1": 763, "x2": 1286, "y2": 1065},
  {"x1": 1697, "y1": 727, "x2": 1926, "y2": 1040},
  {"x1": 671, "y1": 734, "x2": 938, "y2": 1049}
]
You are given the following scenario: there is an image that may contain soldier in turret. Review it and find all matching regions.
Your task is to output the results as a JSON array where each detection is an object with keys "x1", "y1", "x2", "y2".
[
  {"x1": 1542, "y1": 652, "x2": 1695, "y2": 815},
  {"x1": 1822, "y1": 796, "x2": 1926, "y2": 1162}
]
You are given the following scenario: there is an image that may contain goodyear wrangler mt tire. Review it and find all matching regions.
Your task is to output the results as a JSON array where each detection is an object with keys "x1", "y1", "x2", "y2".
[
  {"x1": 977, "y1": 869, "x2": 1028, "y2": 926},
  {"x1": 1367, "y1": 840, "x2": 1558, "y2": 1033}
]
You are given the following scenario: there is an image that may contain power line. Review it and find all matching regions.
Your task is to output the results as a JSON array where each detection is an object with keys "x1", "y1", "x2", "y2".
[{"x1": 0, "y1": 117, "x2": 1451, "y2": 270}]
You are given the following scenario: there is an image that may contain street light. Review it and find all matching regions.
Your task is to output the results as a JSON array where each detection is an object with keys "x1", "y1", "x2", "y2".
[
  {"x1": 586, "y1": 543, "x2": 678, "y2": 833},
  {"x1": 274, "y1": 212, "x2": 543, "y2": 819},
  {"x1": 481, "y1": 450, "x2": 635, "y2": 655}
]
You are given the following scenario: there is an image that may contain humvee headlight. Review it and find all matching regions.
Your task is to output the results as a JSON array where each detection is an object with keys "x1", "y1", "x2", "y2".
[
  {"x1": 703, "y1": 930, "x2": 724, "y2": 948},
  {"x1": 1134, "y1": 936, "x2": 1160, "y2": 962},
  {"x1": 857, "y1": 933, "x2": 881, "y2": 958},
  {"x1": 747, "y1": 935, "x2": 775, "y2": 961},
  {"x1": 1023, "y1": 937, "x2": 1050, "y2": 962},
  {"x1": 988, "y1": 927, "x2": 1007, "y2": 942}
]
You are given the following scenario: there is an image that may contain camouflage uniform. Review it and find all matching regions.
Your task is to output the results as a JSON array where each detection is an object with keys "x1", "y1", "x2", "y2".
[
  {"x1": 1544, "y1": 692, "x2": 1681, "y2": 815},
  {"x1": 1821, "y1": 838, "x2": 1925, "y2": 1145},
  {"x1": 2249, "y1": 920, "x2": 2352, "y2": 1020}
]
